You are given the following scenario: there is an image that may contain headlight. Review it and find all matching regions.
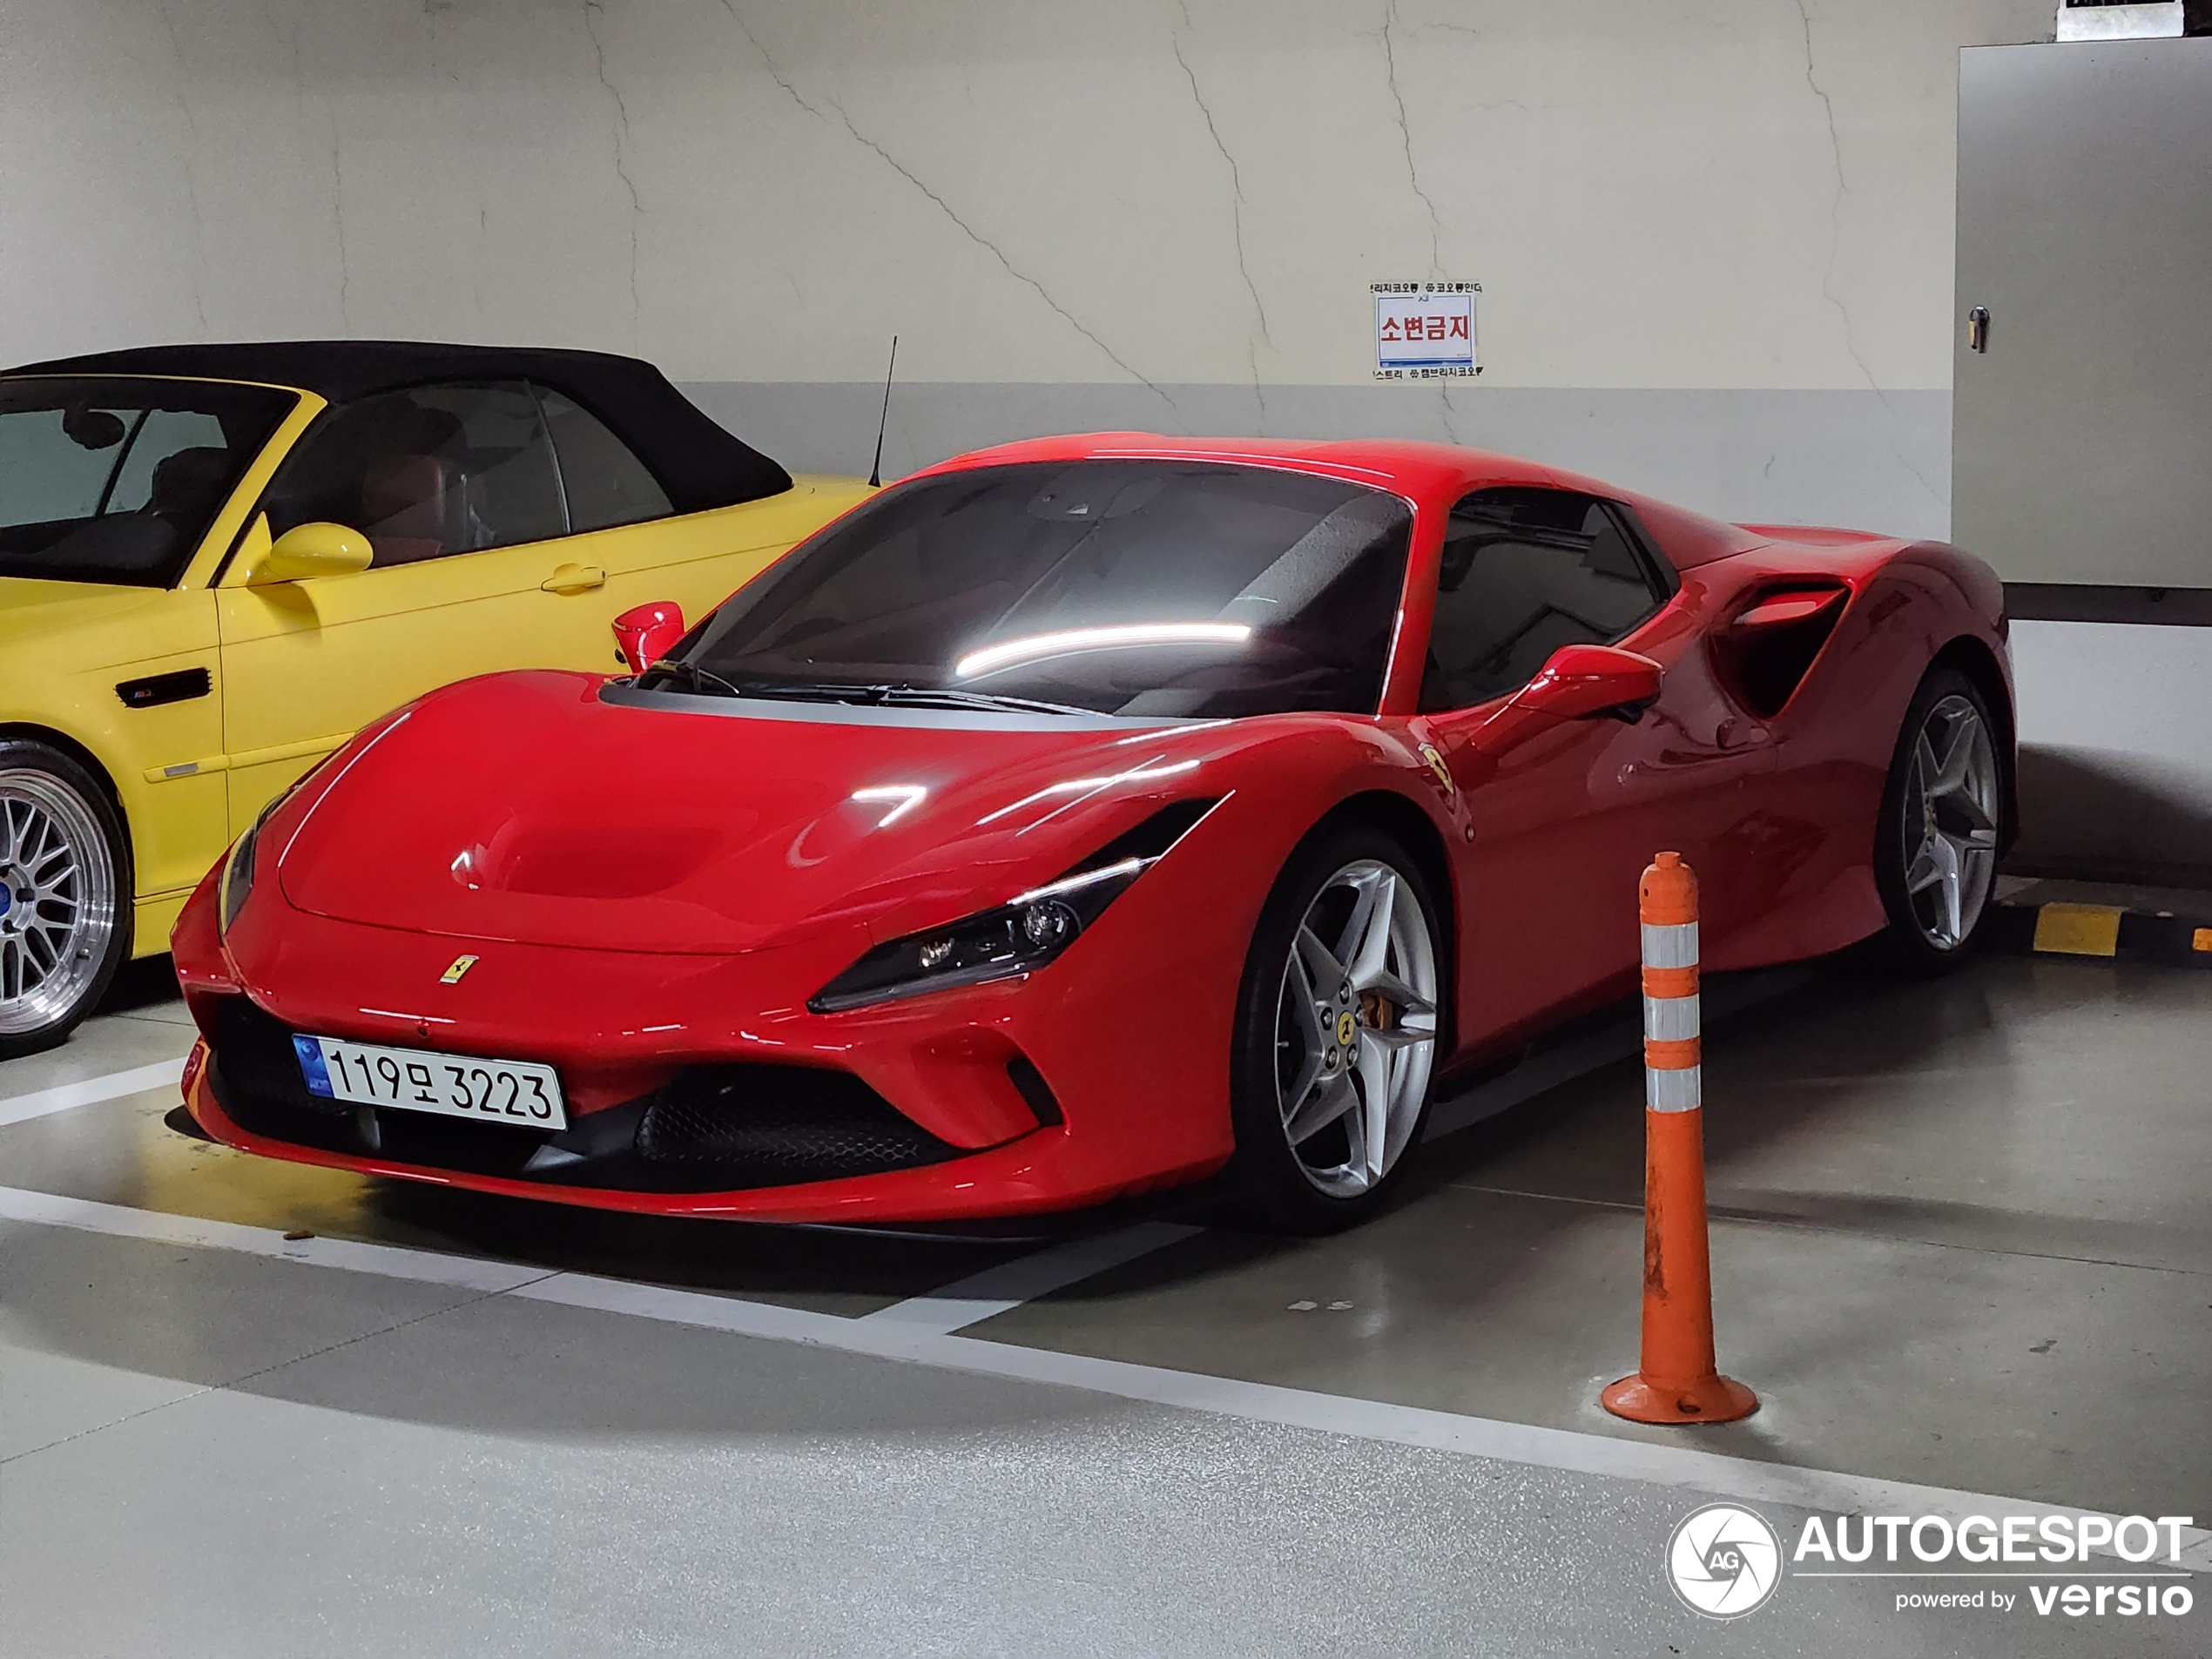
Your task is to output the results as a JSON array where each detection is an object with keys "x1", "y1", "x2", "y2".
[
  {"x1": 808, "y1": 860, "x2": 1144, "y2": 1012},
  {"x1": 218, "y1": 800, "x2": 279, "y2": 935},
  {"x1": 807, "y1": 798, "x2": 1221, "y2": 1013}
]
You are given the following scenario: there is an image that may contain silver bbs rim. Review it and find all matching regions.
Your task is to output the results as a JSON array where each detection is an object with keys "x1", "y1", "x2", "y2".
[
  {"x1": 1275, "y1": 860, "x2": 1440, "y2": 1198},
  {"x1": 0, "y1": 769, "x2": 117, "y2": 1037},
  {"x1": 1902, "y1": 693, "x2": 2000, "y2": 951}
]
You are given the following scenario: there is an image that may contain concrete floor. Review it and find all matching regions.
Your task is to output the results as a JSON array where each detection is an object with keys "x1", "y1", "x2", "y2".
[{"x1": 1, "y1": 948, "x2": 2207, "y2": 1656}]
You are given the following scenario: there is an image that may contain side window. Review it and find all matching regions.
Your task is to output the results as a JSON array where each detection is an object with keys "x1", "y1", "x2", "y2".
[
  {"x1": 535, "y1": 386, "x2": 674, "y2": 533},
  {"x1": 262, "y1": 381, "x2": 566, "y2": 568},
  {"x1": 1419, "y1": 487, "x2": 1669, "y2": 711}
]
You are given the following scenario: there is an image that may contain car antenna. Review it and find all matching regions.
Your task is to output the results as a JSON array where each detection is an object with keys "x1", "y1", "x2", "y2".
[{"x1": 867, "y1": 334, "x2": 898, "y2": 489}]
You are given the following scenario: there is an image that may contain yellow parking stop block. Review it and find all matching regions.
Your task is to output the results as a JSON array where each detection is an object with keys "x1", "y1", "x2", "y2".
[{"x1": 2032, "y1": 903, "x2": 2123, "y2": 957}]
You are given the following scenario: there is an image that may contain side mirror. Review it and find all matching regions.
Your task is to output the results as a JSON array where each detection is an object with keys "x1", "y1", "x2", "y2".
[
  {"x1": 613, "y1": 601, "x2": 685, "y2": 675},
  {"x1": 1509, "y1": 643, "x2": 1663, "y2": 723},
  {"x1": 259, "y1": 522, "x2": 374, "y2": 583}
]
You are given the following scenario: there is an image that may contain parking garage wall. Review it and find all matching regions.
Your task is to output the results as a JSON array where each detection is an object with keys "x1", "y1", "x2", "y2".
[{"x1": 3, "y1": 0, "x2": 2202, "y2": 880}]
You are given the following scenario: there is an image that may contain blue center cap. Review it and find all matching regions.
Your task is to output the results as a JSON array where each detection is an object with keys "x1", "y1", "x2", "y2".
[{"x1": 0, "y1": 887, "x2": 11, "y2": 918}]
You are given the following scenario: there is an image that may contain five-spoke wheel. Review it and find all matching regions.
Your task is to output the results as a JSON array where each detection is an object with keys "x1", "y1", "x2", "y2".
[
  {"x1": 1277, "y1": 860, "x2": 1440, "y2": 1197},
  {"x1": 1875, "y1": 667, "x2": 2005, "y2": 970},
  {"x1": 1231, "y1": 829, "x2": 1443, "y2": 1231}
]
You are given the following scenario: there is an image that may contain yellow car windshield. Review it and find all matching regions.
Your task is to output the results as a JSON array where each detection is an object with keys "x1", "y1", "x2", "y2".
[{"x1": 0, "y1": 376, "x2": 295, "y2": 588}]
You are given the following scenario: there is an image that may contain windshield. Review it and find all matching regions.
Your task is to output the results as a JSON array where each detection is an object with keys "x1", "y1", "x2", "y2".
[
  {"x1": 0, "y1": 376, "x2": 296, "y2": 587},
  {"x1": 675, "y1": 461, "x2": 1415, "y2": 719}
]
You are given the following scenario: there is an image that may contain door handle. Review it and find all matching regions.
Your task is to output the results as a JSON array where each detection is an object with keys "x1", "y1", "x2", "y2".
[
  {"x1": 1716, "y1": 717, "x2": 1770, "y2": 752},
  {"x1": 542, "y1": 563, "x2": 607, "y2": 595}
]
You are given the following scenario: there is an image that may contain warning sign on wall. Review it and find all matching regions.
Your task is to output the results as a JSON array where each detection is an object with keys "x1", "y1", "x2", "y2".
[{"x1": 1372, "y1": 281, "x2": 1480, "y2": 380}]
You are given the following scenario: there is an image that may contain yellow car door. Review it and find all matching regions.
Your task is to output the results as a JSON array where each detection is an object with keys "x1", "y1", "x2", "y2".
[
  {"x1": 520, "y1": 386, "x2": 869, "y2": 673},
  {"x1": 215, "y1": 381, "x2": 590, "y2": 828}
]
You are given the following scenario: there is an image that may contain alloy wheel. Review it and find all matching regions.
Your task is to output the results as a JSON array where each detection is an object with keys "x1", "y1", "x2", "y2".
[
  {"x1": 0, "y1": 769, "x2": 117, "y2": 1037},
  {"x1": 1273, "y1": 860, "x2": 1440, "y2": 1198},
  {"x1": 1900, "y1": 693, "x2": 2000, "y2": 950}
]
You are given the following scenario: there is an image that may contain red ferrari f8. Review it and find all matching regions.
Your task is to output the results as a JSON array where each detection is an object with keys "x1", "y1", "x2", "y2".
[{"x1": 172, "y1": 435, "x2": 2013, "y2": 1231}]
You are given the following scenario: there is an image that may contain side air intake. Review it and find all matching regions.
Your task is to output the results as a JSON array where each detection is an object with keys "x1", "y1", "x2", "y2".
[{"x1": 1710, "y1": 585, "x2": 1849, "y2": 719}]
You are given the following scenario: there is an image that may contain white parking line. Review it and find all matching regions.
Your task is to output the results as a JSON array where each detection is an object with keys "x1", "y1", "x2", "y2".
[
  {"x1": 3, "y1": 1181, "x2": 2202, "y2": 1574},
  {"x1": 0, "y1": 1185, "x2": 542, "y2": 1291},
  {"x1": 0, "y1": 1058, "x2": 189, "y2": 1130},
  {"x1": 859, "y1": 1221, "x2": 1203, "y2": 1335}
]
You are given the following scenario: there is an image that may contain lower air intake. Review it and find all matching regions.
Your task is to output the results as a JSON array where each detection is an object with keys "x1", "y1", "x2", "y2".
[
  {"x1": 206, "y1": 999, "x2": 956, "y2": 1192},
  {"x1": 636, "y1": 1067, "x2": 957, "y2": 1185}
]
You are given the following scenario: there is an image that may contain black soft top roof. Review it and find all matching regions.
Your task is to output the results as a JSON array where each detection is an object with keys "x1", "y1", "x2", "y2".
[{"x1": 6, "y1": 339, "x2": 792, "y2": 510}]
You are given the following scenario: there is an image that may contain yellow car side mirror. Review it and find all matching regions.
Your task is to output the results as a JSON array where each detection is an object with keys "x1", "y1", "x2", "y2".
[{"x1": 258, "y1": 522, "x2": 374, "y2": 583}]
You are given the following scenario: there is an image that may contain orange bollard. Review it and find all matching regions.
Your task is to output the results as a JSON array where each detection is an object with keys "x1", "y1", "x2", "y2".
[{"x1": 1600, "y1": 852, "x2": 1758, "y2": 1426}]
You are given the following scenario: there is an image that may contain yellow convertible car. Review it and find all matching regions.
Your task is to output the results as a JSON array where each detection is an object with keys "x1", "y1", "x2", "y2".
[{"x1": 0, "y1": 341, "x2": 868, "y2": 1054}]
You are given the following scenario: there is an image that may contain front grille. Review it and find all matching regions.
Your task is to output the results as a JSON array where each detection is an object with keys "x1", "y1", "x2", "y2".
[
  {"x1": 212, "y1": 995, "x2": 346, "y2": 1114},
  {"x1": 208, "y1": 996, "x2": 362, "y2": 1157},
  {"x1": 637, "y1": 1068, "x2": 957, "y2": 1184},
  {"x1": 204, "y1": 997, "x2": 958, "y2": 1194},
  {"x1": 208, "y1": 996, "x2": 558, "y2": 1177}
]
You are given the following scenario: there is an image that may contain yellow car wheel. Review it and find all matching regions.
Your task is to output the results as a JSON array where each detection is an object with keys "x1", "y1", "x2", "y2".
[{"x1": 0, "y1": 740, "x2": 131, "y2": 1057}]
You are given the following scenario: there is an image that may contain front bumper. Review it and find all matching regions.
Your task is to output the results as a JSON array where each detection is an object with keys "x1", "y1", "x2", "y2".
[
  {"x1": 179, "y1": 1041, "x2": 1189, "y2": 1223},
  {"x1": 171, "y1": 844, "x2": 1246, "y2": 1223}
]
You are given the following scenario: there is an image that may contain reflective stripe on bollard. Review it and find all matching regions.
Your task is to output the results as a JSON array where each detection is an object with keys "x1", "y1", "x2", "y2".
[{"x1": 1642, "y1": 914, "x2": 1701, "y2": 1111}]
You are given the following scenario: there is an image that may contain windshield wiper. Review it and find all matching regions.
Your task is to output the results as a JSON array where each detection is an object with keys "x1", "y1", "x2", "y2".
[
  {"x1": 872, "y1": 685, "x2": 1099, "y2": 718},
  {"x1": 639, "y1": 671, "x2": 1097, "y2": 718},
  {"x1": 766, "y1": 682, "x2": 1098, "y2": 718},
  {"x1": 636, "y1": 658, "x2": 748, "y2": 698}
]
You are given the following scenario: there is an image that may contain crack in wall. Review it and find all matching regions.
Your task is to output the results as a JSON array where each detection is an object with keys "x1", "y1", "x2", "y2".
[
  {"x1": 152, "y1": 3, "x2": 212, "y2": 332},
  {"x1": 1384, "y1": 0, "x2": 1459, "y2": 440},
  {"x1": 329, "y1": 111, "x2": 354, "y2": 332},
  {"x1": 284, "y1": 15, "x2": 354, "y2": 333},
  {"x1": 1438, "y1": 383, "x2": 1464, "y2": 446},
  {"x1": 1170, "y1": 32, "x2": 1271, "y2": 427},
  {"x1": 718, "y1": 1, "x2": 1177, "y2": 421},
  {"x1": 472, "y1": 205, "x2": 489, "y2": 330},
  {"x1": 1867, "y1": 388, "x2": 1946, "y2": 512},
  {"x1": 1377, "y1": 0, "x2": 1443, "y2": 278},
  {"x1": 276, "y1": 13, "x2": 353, "y2": 332},
  {"x1": 583, "y1": 1, "x2": 643, "y2": 341},
  {"x1": 1424, "y1": 6, "x2": 1536, "y2": 112},
  {"x1": 1794, "y1": 0, "x2": 1944, "y2": 510}
]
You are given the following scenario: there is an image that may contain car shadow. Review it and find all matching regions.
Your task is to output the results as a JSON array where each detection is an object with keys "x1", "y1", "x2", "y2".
[
  {"x1": 92, "y1": 952, "x2": 188, "y2": 1018},
  {"x1": 7, "y1": 949, "x2": 2161, "y2": 1455}
]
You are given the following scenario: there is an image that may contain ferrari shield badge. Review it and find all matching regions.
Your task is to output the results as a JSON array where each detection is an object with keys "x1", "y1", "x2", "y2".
[{"x1": 439, "y1": 954, "x2": 479, "y2": 985}]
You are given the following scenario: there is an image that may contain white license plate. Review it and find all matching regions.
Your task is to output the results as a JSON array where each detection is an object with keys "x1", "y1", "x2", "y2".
[{"x1": 293, "y1": 1034, "x2": 567, "y2": 1130}]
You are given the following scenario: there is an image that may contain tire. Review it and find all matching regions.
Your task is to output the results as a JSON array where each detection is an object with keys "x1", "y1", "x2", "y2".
[
  {"x1": 1870, "y1": 666, "x2": 2005, "y2": 975},
  {"x1": 1225, "y1": 826, "x2": 1447, "y2": 1235},
  {"x1": 0, "y1": 740, "x2": 132, "y2": 1058}
]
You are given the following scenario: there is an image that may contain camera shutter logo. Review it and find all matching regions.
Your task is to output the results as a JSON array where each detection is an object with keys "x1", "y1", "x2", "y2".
[{"x1": 1667, "y1": 1504, "x2": 1783, "y2": 1618}]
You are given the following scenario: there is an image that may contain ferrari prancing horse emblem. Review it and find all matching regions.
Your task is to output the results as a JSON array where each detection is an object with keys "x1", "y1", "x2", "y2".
[
  {"x1": 1336, "y1": 1010, "x2": 1358, "y2": 1048},
  {"x1": 1418, "y1": 743, "x2": 1454, "y2": 793},
  {"x1": 439, "y1": 954, "x2": 479, "y2": 985}
]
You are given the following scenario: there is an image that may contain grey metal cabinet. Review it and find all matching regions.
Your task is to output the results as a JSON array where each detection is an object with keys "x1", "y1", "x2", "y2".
[{"x1": 1953, "y1": 39, "x2": 2212, "y2": 588}]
